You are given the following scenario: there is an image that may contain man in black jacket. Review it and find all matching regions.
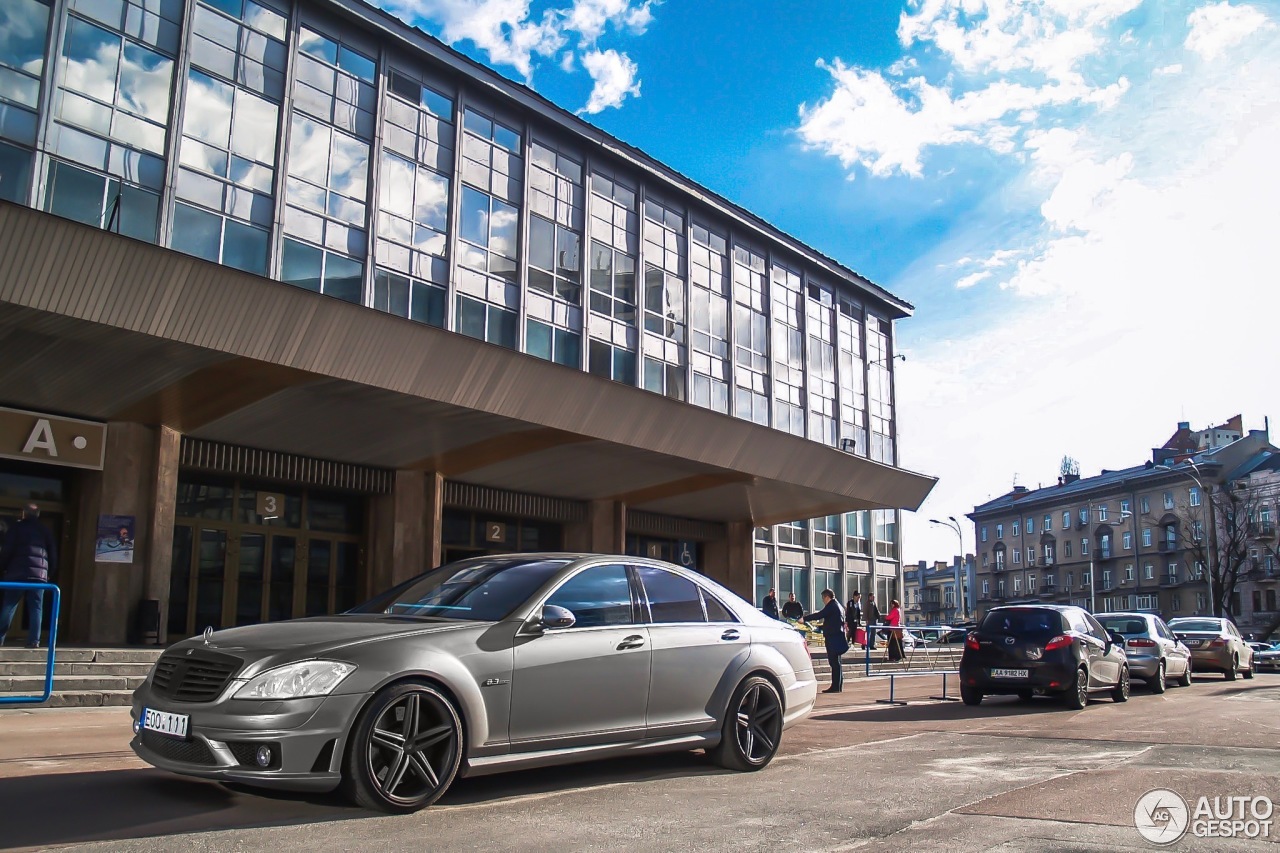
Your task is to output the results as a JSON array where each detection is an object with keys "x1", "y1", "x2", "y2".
[
  {"x1": 781, "y1": 592, "x2": 804, "y2": 621},
  {"x1": 802, "y1": 589, "x2": 848, "y2": 693},
  {"x1": 864, "y1": 592, "x2": 883, "y2": 651},
  {"x1": 845, "y1": 590, "x2": 863, "y2": 647},
  {"x1": 0, "y1": 504, "x2": 55, "y2": 648},
  {"x1": 761, "y1": 587, "x2": 779, "y2": 619}
]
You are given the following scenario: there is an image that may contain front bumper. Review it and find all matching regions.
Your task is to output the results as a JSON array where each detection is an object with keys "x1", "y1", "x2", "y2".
[{"x1": 130, "y1": 682, "x2": 369, "y2": 792}]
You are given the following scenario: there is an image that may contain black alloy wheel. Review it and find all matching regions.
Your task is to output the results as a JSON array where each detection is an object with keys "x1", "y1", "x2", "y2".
[
  {"x1": 1149, "y1": 661, "x2": 1166, "y2": 694},
  {"x1": 713, "y1": 676, "x2": 783, "y2": 771},
  {"x1": 1063, "y1": 667, "x2": 1089, "y2": 710},
  {"x1": 343, "y1": 682, "x2": 463, "y2": 813},
  {"x1": 1112, "y1": 666, "x2": 1130, "y2": 703}
]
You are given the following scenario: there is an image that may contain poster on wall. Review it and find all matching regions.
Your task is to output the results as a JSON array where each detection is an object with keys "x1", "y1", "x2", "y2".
[{"x1": 95, "y1": 514, "x2": 136, "y2": 563}]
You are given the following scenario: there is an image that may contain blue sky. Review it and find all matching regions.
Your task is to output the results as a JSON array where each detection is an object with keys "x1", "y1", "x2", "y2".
[{"x1": 376, "y1": 0, "x2": 1280, "y2": 561}]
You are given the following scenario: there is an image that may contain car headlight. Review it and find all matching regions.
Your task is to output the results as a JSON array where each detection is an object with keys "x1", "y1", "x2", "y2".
[{"x1": 233, "y1": 660, "x2": 356, "y2": 700}]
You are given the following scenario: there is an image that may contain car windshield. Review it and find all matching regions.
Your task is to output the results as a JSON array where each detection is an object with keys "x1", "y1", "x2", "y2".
[
  {"x1": 1100, "y1": 617, "x2": 1149, "y2": 635},
  {"x1": 350, "y1": 557, "x2": 572, "y2": 622},
  {"x1": 1168, "y1": 619, "x2": 1222, "y2": 632},
  {"x1": 980, "y1": 609, "x2": 1063, "y2": 637}
]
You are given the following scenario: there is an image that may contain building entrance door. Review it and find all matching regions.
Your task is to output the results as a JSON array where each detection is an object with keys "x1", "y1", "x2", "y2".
[
  {"x1": 167, "y1": 476, "x2": 364, "y2": 639},
  {"x1": 0, "y1": 463, "x2": 70, "y2": 644}
]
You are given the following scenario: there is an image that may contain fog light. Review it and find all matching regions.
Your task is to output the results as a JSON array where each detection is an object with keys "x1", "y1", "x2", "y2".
[
  {"x1": 132, "y1": 719, "x2": 141, "y2": 735},
  {"x1": 255, "y1": 746, "x2": 273, "y2": 768}
]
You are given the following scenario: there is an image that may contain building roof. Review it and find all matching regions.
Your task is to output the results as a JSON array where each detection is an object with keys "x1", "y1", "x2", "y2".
[{"x1": 336, "y1": 0, "x2": 913, "y2": 318}]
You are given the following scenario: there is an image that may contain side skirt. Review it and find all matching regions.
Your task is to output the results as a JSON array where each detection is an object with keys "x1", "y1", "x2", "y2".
[{"x1": 460, "y1": 732, "x2": 720, "y2": 778}]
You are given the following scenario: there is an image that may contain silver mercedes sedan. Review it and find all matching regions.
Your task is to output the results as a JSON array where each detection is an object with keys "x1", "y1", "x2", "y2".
[{"x1": 130, "y1": 553, "x2": 817, "y2": 812}]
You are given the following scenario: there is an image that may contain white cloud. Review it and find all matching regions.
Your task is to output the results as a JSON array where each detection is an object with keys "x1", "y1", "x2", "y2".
[
  {"x1": 1185, "y1": 1, "x2": 1273, "y2": 61},
  {"x1": 376, "y1": 0, "x2": 652, "y2": 112},
  {"x1": 578, "y1": 48, "x2": 641, "y2": 114},
  {"x1": 797, "y1": 1, "x2": 1280, "y2": 561}
]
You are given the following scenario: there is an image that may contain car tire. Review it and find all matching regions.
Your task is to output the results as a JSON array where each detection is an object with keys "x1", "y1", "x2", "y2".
[
  {"x1": 1178, "y1": 660, "x2": 1193, "y2": 687},
  {"x1": 960, "y1": 685, "x2": 983, "y2": 706},
  {"x1": 1243, "y1": 663, "x2": 1254, "y2": 680},
  {"x1": 341, "y1": 681, "x2": 464, "y2": 814},
  {"x1": 1111, "y1": 666, "x2": 1130, "y2": 703},
  {"x1": 1149, "y1": 661, "x2": 1166, "y2": 694},
  {"x1": 1225, "y1": 657, "x2": 1238, "y2": 681},
  {"x1": 1016, "y1": 690, "x2": 1034, "y2": 703},
  {"x1": 1063, "y1": 667, "x2": 1088, "y2": 710},
  {"x1": 712, "y1": 676, "x2": 784, "y2": 772}
]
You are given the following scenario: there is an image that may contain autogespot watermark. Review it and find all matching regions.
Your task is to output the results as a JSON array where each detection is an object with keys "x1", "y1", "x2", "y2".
[{"x1": 1134, "y1": 788, "x2": 1275, "y2": 845}]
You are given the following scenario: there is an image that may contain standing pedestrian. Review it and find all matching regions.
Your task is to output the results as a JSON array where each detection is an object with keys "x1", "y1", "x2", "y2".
[
  {"x1": 845, "y1": 590, "x2": 863, "y2": 647},
  {"x1": 781, "y1": 592, "x2": 804, "y2": 621},
  {"x1": 762, "y1": 587, "x2": 779, "y2": 620},
  {"x1": 0, "y1": 503, "x2": 56, "y2": 648},
  {"x1": 864, "y1": 592, "x2": 882, "y2": 651},
  {"x1": 885, "y1": 598, "x2": 905, "y2": 662},
  {"x1": 801, "y1": 589, "x2": 848, "y2": 693}
]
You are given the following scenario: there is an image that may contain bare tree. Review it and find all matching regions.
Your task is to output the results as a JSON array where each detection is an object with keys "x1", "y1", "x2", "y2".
[
  {"x1": 1167, "y1": 477, "x2": 1280, "y2": 624},
  {"x1": 1060, "y1": 456, "x2": 1080, "y2": 479}
]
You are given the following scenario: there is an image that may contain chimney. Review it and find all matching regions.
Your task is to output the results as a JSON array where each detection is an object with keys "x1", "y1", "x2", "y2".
[
  {"x1": 1013, "y1": 485, "x2": 1029, "y2": 493},
  {"x1": 1064, "y1": 473, "x2": 1080, "y2": 484}
]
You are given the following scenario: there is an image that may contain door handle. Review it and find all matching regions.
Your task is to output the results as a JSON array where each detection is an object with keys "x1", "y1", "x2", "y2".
[
  {"x1": 617, "y1": 635, "x2": 645, "y2": 650},
  {"x1": 721, "y1": 629, "x2": 741, "y2": 641}
]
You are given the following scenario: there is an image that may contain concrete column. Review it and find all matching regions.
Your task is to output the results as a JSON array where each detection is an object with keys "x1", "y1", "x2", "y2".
[
  {"x1": 704, "y1": 521, "x2": 753, "y2": 600},
  {"x1": 368, "y1": 469, "x2": 430, "y2": 596},
  {"x1": 565, "y1": 499, "x2": 626, "y2": 553},
  {"x1": 425, "y1": 471, "x2": 443, "y2": 571},
  {"x1": 77, "y1": 423, "x2": 179, "y2": 645}
]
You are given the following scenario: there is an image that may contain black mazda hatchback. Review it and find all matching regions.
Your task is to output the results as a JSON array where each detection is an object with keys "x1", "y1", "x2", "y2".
[{"x1": 958, "y1": 605, "x2": 1130, "y2": 709}]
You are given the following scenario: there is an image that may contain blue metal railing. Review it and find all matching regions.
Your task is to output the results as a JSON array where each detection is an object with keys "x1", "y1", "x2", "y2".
[{"x1": 0, "y1": 581, "x2": 60, "y2": 705}]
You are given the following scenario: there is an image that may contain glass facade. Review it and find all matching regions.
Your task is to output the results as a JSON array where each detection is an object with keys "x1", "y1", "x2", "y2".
[{"x1": 2, "y1": 0, "x2": 905, "y2": 599}]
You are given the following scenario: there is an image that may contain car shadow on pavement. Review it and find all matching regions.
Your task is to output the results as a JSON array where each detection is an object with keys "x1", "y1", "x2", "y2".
[
  {"x1": 0, "y1": 752, "x2": 730, "y2": 849},
  {"x1": 811, "y1": 695, "x2": 1095, "y2": 724}
]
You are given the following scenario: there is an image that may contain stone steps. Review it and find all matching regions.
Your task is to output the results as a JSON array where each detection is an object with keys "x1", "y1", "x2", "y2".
[{"x1": 0, "y1": 647, "x2": 162, "y2": 707}]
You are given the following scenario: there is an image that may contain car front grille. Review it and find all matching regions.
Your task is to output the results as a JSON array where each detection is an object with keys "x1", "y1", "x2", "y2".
[
  {"x1": 140, "y1": 730, "x2": 217, "y2": 766},
  {"x1": 150, "y1": 649, "x2": 243, "y2": 702}
]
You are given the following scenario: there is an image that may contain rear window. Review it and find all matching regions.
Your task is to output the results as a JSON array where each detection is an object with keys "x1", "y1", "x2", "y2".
[
  {"x1": 1168, "y1": 619, "x2": 1221, "y2": 632},
  {"x1": 1100, "y1": 617, "x2": 1149, "y2": 636},
  {"x1": 980, "y1": 608, "x2": 1065, "y2": 637}
]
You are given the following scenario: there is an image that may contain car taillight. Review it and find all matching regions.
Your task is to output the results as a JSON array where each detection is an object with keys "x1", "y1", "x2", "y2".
[
  {"x1": 1127, "y1": 638, "x2": 1157, "y2": 647},
  {"x1": 1208, "y1": 639, "x2": 1227, "y2": 648},
  {"x1": 965, "y1": 633, "x2": 980, "y2": 651},
  {"x1": 1044, "y1": 635, "x2": 1073, "y2": 651}
]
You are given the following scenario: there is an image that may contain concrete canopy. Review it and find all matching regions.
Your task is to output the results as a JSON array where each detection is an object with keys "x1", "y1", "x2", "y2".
[{"x1": 0, "y1": 203, "x2": 936, "y2": 524}]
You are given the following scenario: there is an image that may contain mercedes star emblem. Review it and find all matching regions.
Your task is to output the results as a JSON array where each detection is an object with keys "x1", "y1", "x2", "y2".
[{"x1": 202, "y1": 626, "x2": 214, "y2": 646}]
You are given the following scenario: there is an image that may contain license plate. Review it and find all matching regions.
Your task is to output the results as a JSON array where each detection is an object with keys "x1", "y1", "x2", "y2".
[
  {"x1": 1184, "y1": 639, "x2": 1204, "y2": 647},
  {"x1": 991, "y1": 668, "x2": 1029, "y2": 679},
  {"x1": 141, "y1": 707, "x2": 190, "y2": 739}
]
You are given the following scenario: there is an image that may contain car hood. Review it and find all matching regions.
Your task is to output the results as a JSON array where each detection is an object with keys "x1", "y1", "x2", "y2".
[{"x1": 166, "y1": 615, "x2": 481, "y2": 671}]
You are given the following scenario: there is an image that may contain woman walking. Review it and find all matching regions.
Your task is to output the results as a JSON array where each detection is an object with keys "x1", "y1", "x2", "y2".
[{"x1": 885, "y1": 598, "x2": 905, "y2": 662}]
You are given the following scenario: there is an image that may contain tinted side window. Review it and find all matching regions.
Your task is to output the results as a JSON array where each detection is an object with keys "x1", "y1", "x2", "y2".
[
  {"x1": 701, "y1": 589, "x2": 736, "y2": 623},
  {"x1": 637, "y1": 566, "x2": 705, "y2": 623},
  {"x1": 1083, "y1": 614, "x2": 1109, "y2": 642},
  {"x1": 544, "y1": 564, "x2": 634, "y2": 628}
]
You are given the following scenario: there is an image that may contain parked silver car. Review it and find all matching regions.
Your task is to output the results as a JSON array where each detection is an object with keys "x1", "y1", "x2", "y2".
[
  {"x1": 130, "y1": 554, "x2": 817, "y2": 812},
  {"x1": 1096, "y1": 612, "x2": 1193, "y2": 692},
  {"x1": 1167, "y1": 617, "x2": 1255, "y2": 680}
]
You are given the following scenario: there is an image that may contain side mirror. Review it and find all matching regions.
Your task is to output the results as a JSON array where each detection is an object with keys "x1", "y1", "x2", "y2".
[
  {"x1": 1108, "y1": 631, "x2": 1126, "y2": 647},
  {"x1": 540, "y1": 605, "x2": 577, "y2": 630}
]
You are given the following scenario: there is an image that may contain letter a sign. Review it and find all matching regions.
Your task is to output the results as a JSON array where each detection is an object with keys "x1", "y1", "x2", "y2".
[{"x1": 0, "y1": 406, "x2": 106, "y2": 470}]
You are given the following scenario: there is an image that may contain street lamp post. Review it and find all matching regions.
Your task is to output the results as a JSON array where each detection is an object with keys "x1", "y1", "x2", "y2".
[
  {"x1": 929, "y1": 517, "x2": 966, "y2": 621},
  {"x1": 1156, "y1": 462, "x2": 1215, "y2": 617}
]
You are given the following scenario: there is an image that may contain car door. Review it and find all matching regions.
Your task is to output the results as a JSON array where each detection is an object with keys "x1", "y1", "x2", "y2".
[
  {"x1": 1155, "y1": 617, "x2": 1189, "y2": 676},
  {"x1": 1084, "y1": 613, "x2": 1122, "y2": 685},
  {"x1": 1071, "y1": 611, "x2": 1109, "y2": 687},
  {"x1": 1228, "y1": 621, "x2": 1252, "y2": 670},
  {"x1": 509, "y1": 563, "x2": 651, "y2": 749},
  {"x1": 637, "y1": 565, "x2": 751, "y2": 736}
]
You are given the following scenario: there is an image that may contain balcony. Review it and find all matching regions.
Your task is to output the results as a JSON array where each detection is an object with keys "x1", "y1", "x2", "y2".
[
  {"x1": 1038, "y1": 584, "x2": 1057, "y2": 598},
  {"x1": 1157, "y1": 541, "x2": 1178, "y2": 553},
  {"x1": 1249, "y1": 522, "x2": 1277, "y2": 540},
  {"x1": 1095, "y1": 549, "x2": 1113, "y2": 561},
  {"x1": 1160, "y1": 575, "x2": 1181, "y2": 588}
]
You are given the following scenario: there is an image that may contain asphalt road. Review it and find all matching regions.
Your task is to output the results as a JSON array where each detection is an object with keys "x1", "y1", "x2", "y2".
[{"x1": 1, "y1": 672, "x2": 1278, "y2": 852}]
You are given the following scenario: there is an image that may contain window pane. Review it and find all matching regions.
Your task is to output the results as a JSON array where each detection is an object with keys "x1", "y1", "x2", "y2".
[
  {"x1": 118, "y1": 42, "x2": 172, "y2": 123},
  {"x1": 638, "y1": 566, "x2": 705, "y2": 623},
  {"x1": 545, "y1": 564, "x2": 633, "y2": 628},
  {"x1": 488, "y1": 304, "x2": 516, "y2": 348},
  {"x1": 0, "y1": 140, "x2": 33, "y2": 203},
  {"x1": 529, "y1": 214, "x2": 554, "y2": 271},
  {"x1": 44, "y1": 159, "x2": 105, "y2": 225},
  {"x1": 230, "y1": 88, "x2": 278, "y2": 162},
  {"x1": 329, "y1": 131, "x2": 368, "y2": 198},
  {"x1": 459, "y1": 185, "x2": 488, "y2": 246},
  {"x1": 221, "y1": 217, "x2": 268, "y2": 274},
  {"x1": 457, "y1": 294, "x2": 485, "y2": 339},
  {"x1": 489, "y1": 198, "x2": 517, "y2": 257},
  {"x1": 170, "y1": 202, "x2": 222, "y2": 262},
  {"x1": 526, "y1": 318, "x2": 551, "y2": 360},
  {"x1": 62, "y1": 17, "x2": 120, "y2": 103},
  {"x1": 324, "y1": 252, "x2": 362, "y2": 303},
  {"x1": 281, "y1": 237, "x2": 322, "y2": 292}
]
